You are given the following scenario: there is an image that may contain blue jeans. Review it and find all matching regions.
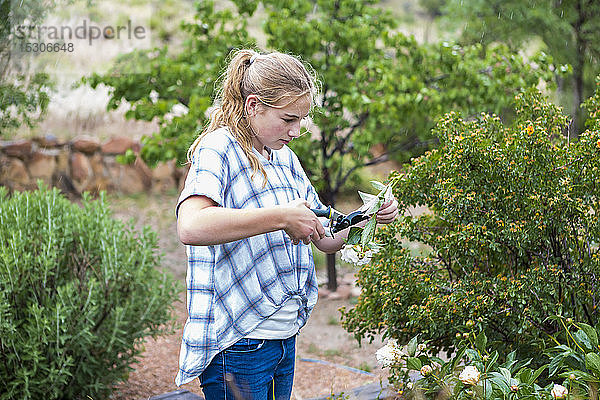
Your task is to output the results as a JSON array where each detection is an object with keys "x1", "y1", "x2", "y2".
[{"x1": 199, "y1": 336, "x2": 296, "y2": 400}]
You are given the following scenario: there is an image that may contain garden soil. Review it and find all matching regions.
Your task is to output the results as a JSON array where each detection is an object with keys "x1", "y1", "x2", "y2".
[{"x1": 108, "y1": 192, "x2": 390, "y2": 400}]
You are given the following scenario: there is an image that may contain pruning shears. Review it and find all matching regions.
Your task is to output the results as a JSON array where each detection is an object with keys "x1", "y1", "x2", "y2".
[{"x1": 311, "y1": 206, "x2": 370, "y2": 236}]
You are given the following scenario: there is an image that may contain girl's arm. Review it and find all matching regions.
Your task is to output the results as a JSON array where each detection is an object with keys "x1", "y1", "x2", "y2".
[
  {"x1": 312, "y1": 198, "x2": 399, "y2": 254},
  {"x1": 177, "y1": 195, "x2": 325, "y2": 246}
]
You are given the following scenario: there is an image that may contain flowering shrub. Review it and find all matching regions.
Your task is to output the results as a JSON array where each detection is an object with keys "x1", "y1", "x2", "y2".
[
  {"x1": 545, "y1": 316, "x2": 600, "y2": 399},
  {"x1": 342, "y1": 79, "x2": 600, "y2": 371},
  {"x1": 373, "y1": 316, "x2": 600, "y2": 400}
]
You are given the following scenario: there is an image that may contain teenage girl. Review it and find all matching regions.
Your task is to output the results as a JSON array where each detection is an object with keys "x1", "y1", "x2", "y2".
[{"x1": 175, "y1": 49, "x2": 398, "y2": 399}]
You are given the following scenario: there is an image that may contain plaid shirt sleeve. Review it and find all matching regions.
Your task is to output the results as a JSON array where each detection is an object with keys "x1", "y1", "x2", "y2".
[{"x1": 176, "y1": 132, "x2": 230, "y2": 215}]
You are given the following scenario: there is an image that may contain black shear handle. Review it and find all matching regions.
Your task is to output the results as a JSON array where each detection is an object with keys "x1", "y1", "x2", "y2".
[{"x1": 311, "y1": 206, "x2": 333, "y2": 219}]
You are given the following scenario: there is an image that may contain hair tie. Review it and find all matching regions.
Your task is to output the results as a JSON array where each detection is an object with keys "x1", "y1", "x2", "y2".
[{"x1": 249, "y1": 54, "x2": 258, "y2": 65}]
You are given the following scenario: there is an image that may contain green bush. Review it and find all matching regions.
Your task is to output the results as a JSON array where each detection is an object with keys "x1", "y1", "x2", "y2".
[
  {"x1": 0, "y1": 185, "x2": 179, "y2": 399},
  {"x1": 342, "y1": 79, "x2": 600, "y2": 368},
  {"x1": 377, "y1": 317, "x2": 600, "y2": 399}
]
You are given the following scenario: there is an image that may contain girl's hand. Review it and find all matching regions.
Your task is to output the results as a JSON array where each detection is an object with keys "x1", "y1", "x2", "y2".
[
  {"x1": 279, "y1": 199, "x2": 325, "y2": 245},
  {"x1": 376, "y1": 197, "x2": 399, "y2": 224}
]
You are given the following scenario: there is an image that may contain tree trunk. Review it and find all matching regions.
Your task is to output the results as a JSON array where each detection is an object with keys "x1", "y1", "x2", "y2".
[
  {"x1": 320, "y1": 187, "x2": 338, "y2": 291},
  {"x1": 326, "y1": 253, "x2": 337, "y2": 291}
]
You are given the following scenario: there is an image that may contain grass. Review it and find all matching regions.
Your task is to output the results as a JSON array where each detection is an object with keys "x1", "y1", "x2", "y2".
[
  {"x1": 358, "y1": 362, "x2": 373, "y2": 373},
  {"x1": 323, "y1": 349, "x2": 343, "y2": 358}
]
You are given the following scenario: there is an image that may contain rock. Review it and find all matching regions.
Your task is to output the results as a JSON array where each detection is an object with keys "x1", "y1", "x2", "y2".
[
  {"x1": 0, "y1": 157, "x2": 32, "y2": 190},
  {"x1": 1, "y1": 139, "x2": 33, "y2": 158},
  {"x1": 369, "y1": 142, "x2": 386, "y2": 158},
  {"x1": 152, "y1": 160, "x2": 176, "y2": 193},
  {"x1": 71, "y1": 136, "x2": 100, "y2": 154},
  {"x1": 101, "y1": 136, "x2": 140, "y2": 154},
  {"x1": 89, "y1": 153, "x2": 107, "y2": 177},
  {"x1": 104, "y1": 155, "x2": 148, "y2": 194},
  {"x1": 71, "y1": 152, "x2": 92, "y2": 184},
  {"x1": 54, "y1": 173, "x2": 79, "y2": 198},
  {"x1": 134, "y1": 156, "x2": 153, "y2": 189},
  {"x1": 118, "y1": 164, "x2": 146, "y2": 194},
  {"x1": 318, "y1": 287, "x2": 331, "y2": 299},
  {"x1": 35, "y1": 134, "x2": 60, "y2": 148},
  {"x1": 86, "y1": 176, "x2": 113, "y2": 194},
  {"x1": 88, "y1": 153, "x2": 113, "y2": 193},
  {"x1": 55, "y1": 147, "x2": 70, "y2": 174},
  {"x1": 176, "y1": 164, "x2": 190, "y2": 193},
  {"x1": 29, "y1": 151, "x2": 57, "y2": 183}
]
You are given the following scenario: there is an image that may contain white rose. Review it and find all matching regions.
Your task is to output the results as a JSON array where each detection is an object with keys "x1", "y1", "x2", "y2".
[
  {"x1": 375, "y1": 339, "x2": 403, "y2": 367},
  {"x1": 459, "y1": 365, "x2": 480, "y2": 385},
  {"x1": 340, "y1": 245, "x2": 373, "y2": 266},
  {"x1": 340, "y1": 245, "x2": 361, "y2": 264},
  {"x1": 551, "y1": 384, "x2": 568, "y2": 399},
  {"x1": 420, "y1": 365, "x2": 433, "y2": 376}
]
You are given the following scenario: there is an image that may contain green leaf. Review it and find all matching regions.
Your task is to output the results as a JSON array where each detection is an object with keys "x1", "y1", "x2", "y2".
[
  {"x1": 370, "y1": 180, "x2": 386, "y2": 191},
  {"x1": 517, "y1": 368, "x2": 532, "y2": 384},
  {"x1": 482, "y1": 379, "x2": 493, "y2": 400},
  {"x1": 361, "y1": 217, "x2": 377, "y2": 246},
  {"x1": 559, "y1": 370, "x2": 600, "y2": 383},
  {"x1": 406, "y1": 357, "x2": 422, "y2": 371},
  {"x1": 489, "y1": 372, "x2": 510, "y2": 394},
  {"x1": 528, "y1": 364, "x2": 547, "y2": 385},
  {"x1": 466, "y1": 349, "x2": 480, "y2": 362},
  {"x1": 366, "y1": 198, "x2": 383, "y2": 215},
  {"x1": 475, "y1": 331, "x2": 488, "y2": 353},
  {"x1": 575, "y1": 329, "x2": 593, "y2": 352},
  {"x1": 407, "y1": 336, "x2": 418, "y2": 357},
  {"x1": 549, "y1": 351, "x2": 570, "y2": 377},
  {"x1": 346, "y1": 227, "x2": 362, "y2": 245},
  {"x1": 586, "y1": 353, "x2": 600, "y2": 376},
  {"x1": 485, "y1": 351, "x2": 499, "y2": 372},
  {"x1": 579, "y1": 324, "x2": 599, "y2": 348},
  {"x1": 357, "y1": 191, "x2": 376, "y2": 206},
  {"x1": 499, "y1": 367, "x2": 512, "y2": 381}
]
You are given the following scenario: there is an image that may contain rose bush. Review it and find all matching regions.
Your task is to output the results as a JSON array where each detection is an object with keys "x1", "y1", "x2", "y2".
[
  {"x1": 374, "y1": 317, "x2": 600, "y2": 399},
  {"x1": 342, "y1": 77, "x2": 600, "y2": 374}
]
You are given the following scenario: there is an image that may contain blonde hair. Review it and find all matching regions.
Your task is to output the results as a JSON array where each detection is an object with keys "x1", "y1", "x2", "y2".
[{"x1": 187, "y1": 49, "x2": 319, "y2": 183}]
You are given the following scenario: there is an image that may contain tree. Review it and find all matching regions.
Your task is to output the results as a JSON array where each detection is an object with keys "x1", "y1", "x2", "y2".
[
  {"x1": 436, "y1": 0, "x2": 600, "y2": 135},
  {"x1": 0, "y1": 0, "x2": 55, "y2": 135},
  {"x1": 86, "y1": 0, "x2": 558, "y2": 290}
]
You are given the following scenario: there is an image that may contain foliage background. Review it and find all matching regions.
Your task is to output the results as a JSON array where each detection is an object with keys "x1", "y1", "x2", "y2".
[{"x1": 342, "y1": 82, "x2": 600, "y2": 373}]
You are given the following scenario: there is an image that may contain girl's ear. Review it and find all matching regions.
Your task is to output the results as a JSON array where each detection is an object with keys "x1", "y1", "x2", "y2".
[{"x1": 245, "y1": 95, "x2": 260, "y2": 117}]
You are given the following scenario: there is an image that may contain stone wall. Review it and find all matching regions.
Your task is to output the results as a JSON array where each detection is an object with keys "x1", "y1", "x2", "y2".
[{"x1": 0, "y1": 135, "x2": 188, "y2": 196}]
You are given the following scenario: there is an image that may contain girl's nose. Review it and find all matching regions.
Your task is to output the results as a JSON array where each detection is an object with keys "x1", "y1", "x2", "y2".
[{"x1": 288, "y1": 122, "x2": 301, "y2": 137}]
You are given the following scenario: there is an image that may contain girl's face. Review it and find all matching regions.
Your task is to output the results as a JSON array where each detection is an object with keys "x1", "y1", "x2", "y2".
[{"x1": 246, "y1": 94, "x2": 311, "y2": 158}]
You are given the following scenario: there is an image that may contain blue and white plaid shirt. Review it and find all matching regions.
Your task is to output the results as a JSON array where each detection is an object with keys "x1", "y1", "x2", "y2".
[{"x1": 175, "y1": 128, "x2": 325, "y2": 386}]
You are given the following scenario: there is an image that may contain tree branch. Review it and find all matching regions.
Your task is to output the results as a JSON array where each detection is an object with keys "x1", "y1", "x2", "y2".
[{"x1": 327, "y1": 111, "x2": 369, "y2": 159}]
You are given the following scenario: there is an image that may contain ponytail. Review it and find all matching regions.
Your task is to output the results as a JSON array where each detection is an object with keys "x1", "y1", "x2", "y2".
[{"x1": 187, "y1": 48, "x2": 319, "y2": 186}]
